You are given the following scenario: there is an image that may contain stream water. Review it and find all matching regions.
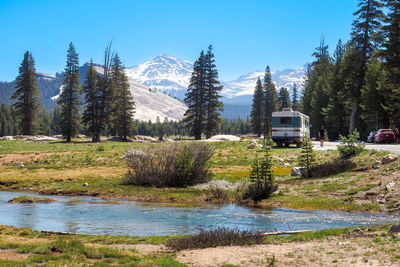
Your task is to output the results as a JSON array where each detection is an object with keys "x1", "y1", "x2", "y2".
[{"x1": 0, "y1": 191, "x2": 399, "y2": 236}]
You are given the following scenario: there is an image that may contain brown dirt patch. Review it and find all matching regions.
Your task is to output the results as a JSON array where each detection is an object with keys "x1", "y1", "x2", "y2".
[
  {"x1": 0, "y1": 249, "x2": 30, "y2": 261},
  {"x1": 175, "y1": 234, "x2": 398, "y2": 267},
  {"x1": 0, "y1": 152, "x2": 75, "y2": 166}
]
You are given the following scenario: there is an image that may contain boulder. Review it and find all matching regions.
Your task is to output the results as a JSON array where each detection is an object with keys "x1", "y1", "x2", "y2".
[
  {"x1": 388, "y1": 225, "x2": 400, "y2": 233},
  {"x1": 247, "y1": 143, "x2": 257, "y2": 149},
  {"x1": 381, "y1": 154, "x2": 398, "y2": 165},
  {"x1": 386, "y1": 182, "x2": 395, "y2": 191},
  {"x1": 135, "y1": 135, "x2": 157, "y2": 142},
  {"x1": 206, "y1": 135, "x2": 241, "y2": 142},
  {"x1": 96, "y1": 157, "x2": 108, "y2": 162},
  {"x1": 348, "y1": 228, "x2": 363, "y2": 235},
  {"x1": 291, "y1": 167, "x2": 304, "y2": 177},
  {"x1": 82, "y1": 182, "x2": 89, "y2": 187}
]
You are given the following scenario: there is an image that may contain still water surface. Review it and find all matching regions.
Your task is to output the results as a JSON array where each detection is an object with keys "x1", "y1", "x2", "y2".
[{"x1": 0, "y1": 191, "x2": 399, "y2": 236}]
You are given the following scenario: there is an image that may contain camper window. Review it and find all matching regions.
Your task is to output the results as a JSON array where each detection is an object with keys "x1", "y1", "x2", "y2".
[{"x1": 280, "y1": 117, "x2": 292, "y2": 124}]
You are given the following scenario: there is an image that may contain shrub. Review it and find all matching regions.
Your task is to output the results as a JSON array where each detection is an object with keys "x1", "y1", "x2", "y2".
[
  {"x1": 96, "y1": 145, "x2": 105, "y2": 152},
  {"x1": 205, "y1": 186, "x2": 229, "y2": 201},
  {"x1": 243, "y1": 140, "x2": 277, "y2": 202},
  {"x1": 307, "y1": 159, "x2": 356, "y2": 178},
  {"x1": 299, "y1": 136, "x2": 316, "y2": 178},
  {"x1": 166, "y1": 227, "x2": 264, "y2": 250},
  {"x1": 124, "y1": 142, "x2": 214, "y2": 187},
  {"x1": 337, "y1": 129, "x2": 365, "y2": 158}
]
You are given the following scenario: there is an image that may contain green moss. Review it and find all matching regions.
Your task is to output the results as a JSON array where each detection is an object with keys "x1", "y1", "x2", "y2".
[{"x1": 8, "y1": 196, "x2": 55, "y2": 203}]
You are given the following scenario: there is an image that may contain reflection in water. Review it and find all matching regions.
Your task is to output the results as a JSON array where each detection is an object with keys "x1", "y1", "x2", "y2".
[{"x1": 0, "y1": 191, "x2": 399, "y2": 236}]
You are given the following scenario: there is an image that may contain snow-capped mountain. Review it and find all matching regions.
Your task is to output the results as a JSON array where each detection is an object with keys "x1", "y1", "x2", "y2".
[
  {"x1": 125, "y1": 54, "x2": 306, "y2": 104},
  {"x1": 51, "y1": 62, "x2": 187, "y2": 122},
  {"x1": 126, "y1": 54, "x2": 192, "y2": 100}
]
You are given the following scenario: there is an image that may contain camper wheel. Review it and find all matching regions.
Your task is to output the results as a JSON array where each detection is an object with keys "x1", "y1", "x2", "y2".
[
  {"x1": 296, "y1": 142, "x2": 301, "y2": 148},
  {"x1": 277, "y1": 141, "x2": 283, "y2": 147}
]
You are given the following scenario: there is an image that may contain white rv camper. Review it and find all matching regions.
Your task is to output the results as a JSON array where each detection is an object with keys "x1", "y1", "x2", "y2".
[{"x1": 271, "y1": 108, "x2": 310, "y2": 147}]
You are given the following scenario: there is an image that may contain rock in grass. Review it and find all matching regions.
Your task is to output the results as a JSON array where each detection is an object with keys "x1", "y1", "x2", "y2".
[
  {"x1": 8, "y1": 196, "x2": 55, "y2": 203},
  {"x1": 83, "y1": 182, "x2": 89, "y2": 187},
  {"x1": 348, "y1": 228, "x2": 363, "y2": 235},
  {"x1": 381, "y1": 154, "x2": 398, "y2": 165},
  {"x1": 388, "y1": 225, "x2": 400, "y2": 233},
  {"x1": 291, "y1": 167, "x2": 304, "y2": 177}
]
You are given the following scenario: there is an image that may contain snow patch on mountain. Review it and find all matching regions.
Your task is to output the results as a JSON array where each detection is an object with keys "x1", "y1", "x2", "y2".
[{"x1": 126, "y1": 54, "x2": 192, "y2": 100}]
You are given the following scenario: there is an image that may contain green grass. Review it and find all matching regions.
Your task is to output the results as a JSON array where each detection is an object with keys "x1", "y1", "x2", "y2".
[{"x1": 8, "y1": 196, "x2": 55, "y2": 203}]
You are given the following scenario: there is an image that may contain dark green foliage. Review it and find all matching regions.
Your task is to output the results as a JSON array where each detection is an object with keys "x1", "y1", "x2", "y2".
[
  {"x1": 82, "y1": 61, "x2": 101, "y2": 142},
  {"x1": 337, "y1": 129, "x2": 365, "y2": 158},
  {"x1": 243, "y1": 142, "x2": 277, "y2": 202},
  {"x1": 110, "y1": 54, "x2": 135, "y2": 141},
  {"x1": 0, "y1": 104, "x2": 18, "y2": 136},
  {"x1": 204, "y1": 45, "x2": 224, "y2": 139},
  {"x1": 250, "y1": 77, "x2": 264, "y2": 137},
  {"x1": 125, "y1": 143, "x2": 214, "y2": 187},
  {"x1": 291, "y1": 83, "x2": 298, "y2": 110},
  {"x1": 322, "y1": 39, "x2": 349, "y2": 140},
  {"x1": 307, "y1": 160, "x2": 356, "y2": 178},
  {"x1": 278, "y1": 87, "x2": 291, "y2": 110},
  {"x1": 381, "y1": 0, "x2": 400, "y2": 127},
  {"x1": 263, "y1": 66, "x2": 278, "y2": 134},
  {"x1": 299, "y1": 136, "x2": 316, "y2": 178},
  {"x1": 166, "y1": 227, "x2": 264, "y2": 250},
  {"x1": 347, "y1": 0, "x2": 385, "y2": 133},
  {"x1": 184, "y1": 51, "x2": 206, "y2": 140},
  {"x1": 11, "y1": 51, "x2": 41, "y2": 135},
  {"x1": 58, "y1": 42, "x2": 81, "y2": 142}
]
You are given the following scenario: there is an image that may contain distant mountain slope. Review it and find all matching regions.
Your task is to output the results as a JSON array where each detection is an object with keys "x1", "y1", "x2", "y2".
[
  {"x1": 126, "y1": 54, "x2": 192, "y2": 100},
  {"x1": 125, "y1": 54, "x2": 306, "y2": 105}
]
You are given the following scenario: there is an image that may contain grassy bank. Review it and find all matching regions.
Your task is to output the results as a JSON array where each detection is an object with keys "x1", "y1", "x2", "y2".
[{"x1": 0, "y1": 139, "x2": 398, "y2": 212}]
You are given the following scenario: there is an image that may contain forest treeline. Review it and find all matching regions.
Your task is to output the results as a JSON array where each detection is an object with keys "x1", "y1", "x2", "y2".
[{"x1": 300, "y1": 0, "x2": 400, "y2": 140}]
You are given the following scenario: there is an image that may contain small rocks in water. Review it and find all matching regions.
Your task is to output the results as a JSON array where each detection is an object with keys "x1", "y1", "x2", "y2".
[
  {"x1": 348, "y1": 228, "x2": 363, "y2": 235},
  {"x1": 291, "y1": 167, "x2": 304, "y2": 177},
  {"x1": 381, "y1": 154, "x2": 398, "y2": 165},
  {"x1": 82, "y1": 183, "x2": 89, "y2": 187},
  {"x1": 386, "y1": 182, "x2": 395, "y2": 191},
  {"x1": 388, "y1": 225, "x2": 400, "y2": 233}
]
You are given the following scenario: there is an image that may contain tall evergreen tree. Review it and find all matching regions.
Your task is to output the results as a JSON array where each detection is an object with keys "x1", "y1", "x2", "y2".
[
  {"x1": 82, "y1": 61, "x2": 101, "y2": 142},
  {"x1": 10, "y1": 51, "x2": 41, "y2": 135},
  {"x1": 347, "y1": 0, "x2": 384, "y2": 133},
  {"x1": 184, "y1": 51, "x2": 206, "y2": 140},
  {"x1": 278, "y1": 87, "x2": 291, "y2": 110},
  {"x1": 110, "y1": 53, "x2": 135, "y2": 141},
  {"x1": 58, "y1": 42, "x2": 81, "y2": 142},
  {"x1": 322, "y1": 39, "x2": 349, "y2": 140},
  {"x1": 381, "y1": 0, "x2": 400, "y2": 127},
  {"x1": 204, "y1": 45, "x2": 224, "y2": 139},
  {"x1": 291, "y1": 83, "x2": 298, "y2": 110},
  {"x1": 263, "y1": 66, "x2": 278, "y2": 136},
  {"x1": 250, "y1": 77, "x2": 264, "y2": 137}
]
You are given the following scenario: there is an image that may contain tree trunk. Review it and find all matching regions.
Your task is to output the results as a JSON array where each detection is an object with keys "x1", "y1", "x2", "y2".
[{"x1": 349, "y1": 97, "x2": 359, "y2": 133}]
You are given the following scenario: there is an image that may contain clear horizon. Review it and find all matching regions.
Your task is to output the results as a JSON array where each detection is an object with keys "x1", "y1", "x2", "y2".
[{"x1": 0, "y1": 0, "x2": 358, "y2": 82}]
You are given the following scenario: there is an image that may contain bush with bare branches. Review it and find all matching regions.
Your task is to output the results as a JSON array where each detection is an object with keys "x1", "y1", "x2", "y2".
[{"x1": 124, "y1": 143, "x2": 214, "y2": 187}]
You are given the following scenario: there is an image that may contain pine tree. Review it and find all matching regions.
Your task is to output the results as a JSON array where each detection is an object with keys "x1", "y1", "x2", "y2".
[
  {"x1": 250, "y1": 77, "x2": 264, "y2": 137},
  {"x1": 299, "y1": 136, "x2": 316, "y2": 178},
  {"x1": 381, "y1": 0, "x2": 400, "y2": 127},
  {"x1": 278, "y1": 87, "x2": 291, "y2": 110},
  {"x1": 10, "y1": 51, "x2": 41, "y2": 135},
  {"x1": 292, "y1": 83, "x2": 298, "y2": 110},
  {"x1": 82, "y1": 61, "x2": 101, "y2": 142},
  {"x1": 322, "y1": 39, "x2": 349, "y2": 140},
  {"x1": 110, "y1": 53, "x2": 135, "y2": 141},
  {"x1": 58, "y1": 42, "x2": 81, "y2": 142},
  {"x1": 184, "y1": 51, "x2": 206, "y2": 140},
  {"x1": 263, "y1": 66, "x2": 278, "y2": 136},
  {"x1": 204, "y1": 45, "x2": 224, "y2": 139},
  {"x1": 347, "y1": 0, "x2": 384, "y2": 133}
]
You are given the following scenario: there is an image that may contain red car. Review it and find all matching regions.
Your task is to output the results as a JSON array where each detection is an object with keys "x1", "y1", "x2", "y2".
[{"x1": 374, "y1": 129, "x2": 395, "y2": 143}]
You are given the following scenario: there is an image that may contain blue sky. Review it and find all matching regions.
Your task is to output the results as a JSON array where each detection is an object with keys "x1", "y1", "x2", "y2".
[{"x1": 0, "y1": 0, "x2": 358, "y2": 82}]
